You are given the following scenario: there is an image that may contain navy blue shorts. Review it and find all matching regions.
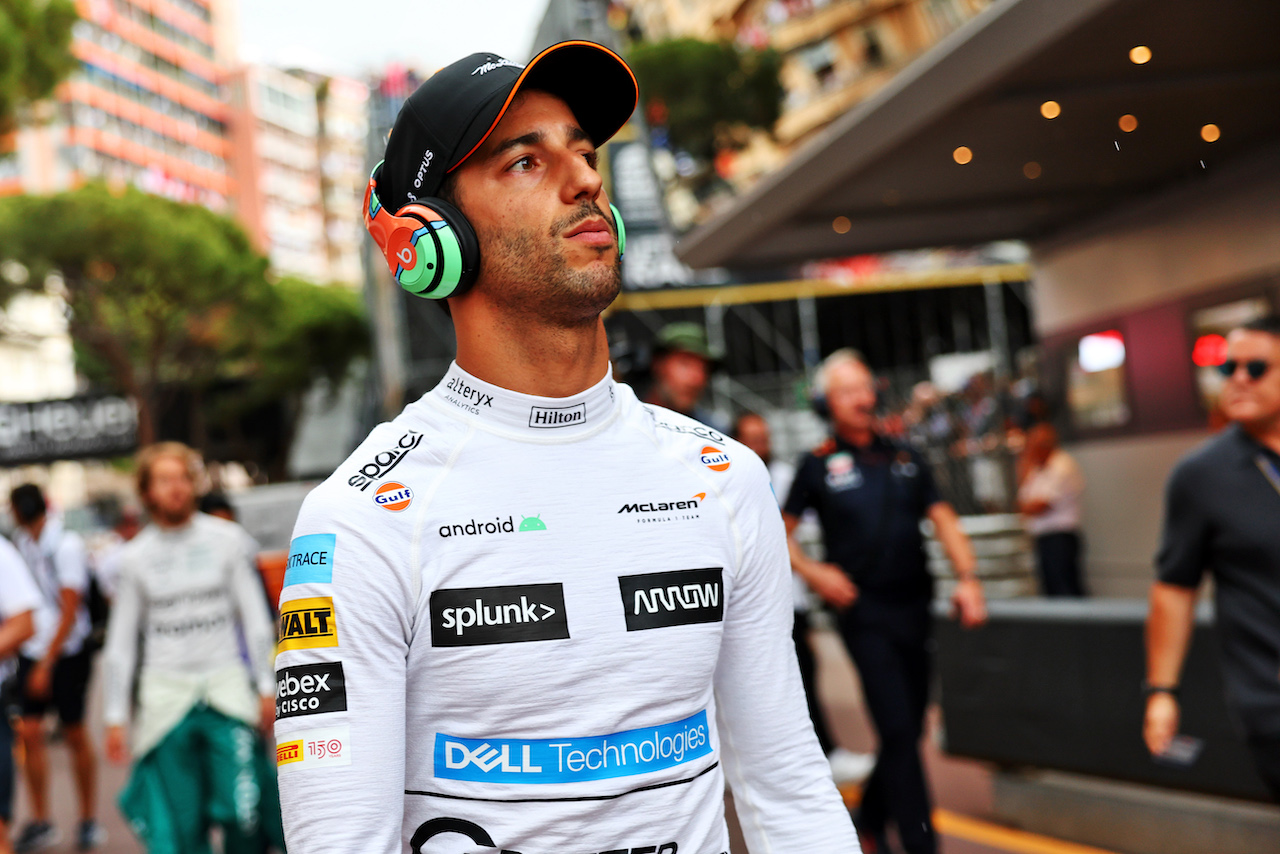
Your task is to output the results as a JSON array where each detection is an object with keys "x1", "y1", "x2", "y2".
[{"x1": 15, "y1": 649, "x2": 92, "y2": 725}]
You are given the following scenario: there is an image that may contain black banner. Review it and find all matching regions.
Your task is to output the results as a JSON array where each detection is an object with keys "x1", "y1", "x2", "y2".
[
  {"x1": 430, "y1": 583, "x2": 569, "y2": 647},
  {"x1": 619, "y1": 568, "x2": 723, "y2": 631},
  {"x1": 0, "y1": 394, "x2": 138, "y2": 465}
]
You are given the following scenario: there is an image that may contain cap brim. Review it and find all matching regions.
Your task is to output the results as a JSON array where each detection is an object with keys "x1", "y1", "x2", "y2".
[{"x1": 449, "y1": 41, "x2": 638, "y2": 172}]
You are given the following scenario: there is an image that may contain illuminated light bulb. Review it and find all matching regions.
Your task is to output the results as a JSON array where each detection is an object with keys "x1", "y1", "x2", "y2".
[
  {"x1": 1023, "y1": 162, "x2": 1042, "y2": 179},
  {"x1": 1129, "y1": 45, "x2": 1152, "y2": 64},
  {"x1": 953, "y1": 146, "x2": 973, "y2": 165},
  {"x1": 1201, "y1": 123, "x2": 1220, "y2": 142},
  {"x1": 1118, "y1": 114, "x2": 1138, "y2": 133},
  {"x1": 832, "y1": 216, "x2": 851, "y2": 234},
  {"x1": 1040, "y1": 100, "x2": 1061, "y2": 119}
]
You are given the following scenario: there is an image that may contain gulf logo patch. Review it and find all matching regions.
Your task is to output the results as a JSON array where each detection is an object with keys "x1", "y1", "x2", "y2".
[
  {"x1": 699, "y1": 446, "x2": 731, "y2": 472},
  {"x1": 374, "y1": 481, "x2": 413, "y2": 512}
]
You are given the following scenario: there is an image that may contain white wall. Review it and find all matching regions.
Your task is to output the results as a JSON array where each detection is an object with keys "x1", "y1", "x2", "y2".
[
  {"x1": 1031, "y1": 147, "x2": 1280, "y2": 596},
  {"x1": 1033, "y1": 148, "x2": 1280, "y2": 336}
]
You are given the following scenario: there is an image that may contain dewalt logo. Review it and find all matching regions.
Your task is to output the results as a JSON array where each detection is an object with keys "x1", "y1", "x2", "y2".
[{"x1": 279, "y1": 596, "x2": 339, "y2": 652}]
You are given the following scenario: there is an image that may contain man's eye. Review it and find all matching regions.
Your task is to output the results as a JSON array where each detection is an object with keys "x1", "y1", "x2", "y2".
[
  {"x1": 583, "y1": 151, "x2": 598, "y2": 169},
  {"x1": 510, "y1": 156, "x2": 535, "y2": 172}
]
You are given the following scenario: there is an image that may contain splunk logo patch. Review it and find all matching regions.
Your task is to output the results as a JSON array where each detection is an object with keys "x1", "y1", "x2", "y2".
[
  {"x1": 528, "y1": 403, "x2": 586, "y2": 428},
  {"x1": 278, "y1": 596, "x2": 338, "y2": 651},
  {"x1": 434, "y1": 709, "x2": 711, "y2": 785},
  {"x1": 276, "y1": 662, "x2": 346, "y2": 720},
  {"x1": 619, "y1": 568, "x2": 723, "y2": 632},
  {"x1": 430, "y1": 583, "x2": 568, "y2": 647},
  {"x1": 347, "y1": 430, "x2": 422, "y2": 491}
]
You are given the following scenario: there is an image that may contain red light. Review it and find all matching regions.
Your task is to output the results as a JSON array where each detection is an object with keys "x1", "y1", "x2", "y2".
[{"x1": 1192, "y1": 334, "x2": 1227, "y2": 367}]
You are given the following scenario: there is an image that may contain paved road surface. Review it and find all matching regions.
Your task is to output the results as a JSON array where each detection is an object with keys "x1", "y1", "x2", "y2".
[{"x1": 16, "y1": 633, "x2": 1116, "y2": 853}]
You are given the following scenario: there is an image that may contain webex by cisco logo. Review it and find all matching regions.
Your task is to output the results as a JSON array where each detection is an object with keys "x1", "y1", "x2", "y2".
[
  {"x1": 430, "y1": 583, "x2": 569, "y2": 647},
  {"x1": 618, "y1": 568, "x2": 723, "y2": 631}
]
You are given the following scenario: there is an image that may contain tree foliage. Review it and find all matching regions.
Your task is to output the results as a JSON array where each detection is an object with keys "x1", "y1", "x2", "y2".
[
  {"x1": 0, "y1": 184, "x2": 369, "y2": 468},
  {"x1": 628, "y1": 38, "x2": 784, "y2": 162},
  {"x1": 0, "y1": 0, "x2": 77, "y2": 132}
]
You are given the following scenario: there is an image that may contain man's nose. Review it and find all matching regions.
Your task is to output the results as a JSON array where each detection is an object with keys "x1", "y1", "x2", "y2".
[{"x1": 563, "y1": 151, "x2": 603, "y2": 203}]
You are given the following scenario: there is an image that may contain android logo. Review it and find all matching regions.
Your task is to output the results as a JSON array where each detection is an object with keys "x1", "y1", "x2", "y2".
[{"x1": 518, "y1": 515, "x2": 546, "y2": 532}]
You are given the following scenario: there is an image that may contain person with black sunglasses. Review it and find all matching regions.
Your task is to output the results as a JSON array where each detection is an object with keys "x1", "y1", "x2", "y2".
[{"x1": 1145, "y1": 314, "x2": 1280, "y2": 801}]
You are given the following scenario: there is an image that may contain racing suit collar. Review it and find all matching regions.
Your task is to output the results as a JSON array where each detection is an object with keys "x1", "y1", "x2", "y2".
[{"x1": 431, "y1": 361, "x2": 617, "y2": 436}]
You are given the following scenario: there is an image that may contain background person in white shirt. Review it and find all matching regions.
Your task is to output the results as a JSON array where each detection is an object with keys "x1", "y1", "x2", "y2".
[
  {"x1": 0, "y1": 535, "x2": 41, "y2": 854},
  {"x1": 103, "y1": 442, "x2": 280, "y2": 853},
  {"x1": 8, "y1": 484, "x2": 100, "y2": 852},
  {"x1": 1017, "y1": 423, "x2": 1087, "y2": 597}
]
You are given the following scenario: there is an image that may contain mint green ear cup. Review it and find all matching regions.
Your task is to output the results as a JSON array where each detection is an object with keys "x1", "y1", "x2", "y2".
[{"x1": 610, "y1": 203, "x2": 625, "y2": 257}]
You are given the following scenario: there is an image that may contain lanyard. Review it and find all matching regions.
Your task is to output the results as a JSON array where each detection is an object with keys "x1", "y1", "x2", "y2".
[{"x1": 1256, "y1": 454, "x2": 1280, "y2": 500}]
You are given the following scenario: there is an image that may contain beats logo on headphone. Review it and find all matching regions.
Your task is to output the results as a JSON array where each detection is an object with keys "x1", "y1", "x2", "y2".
[{"x1": 364, "y1": 160, "x2": 626, "y2": 301}]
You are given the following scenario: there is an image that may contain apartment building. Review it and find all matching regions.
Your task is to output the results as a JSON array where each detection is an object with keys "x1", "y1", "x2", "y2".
[
  {"x1": 625, "y1": 0, "x2": 993, "y2": 186},
  {"x1": 3, "y1": 0, "x2": 234, "y2": 207}
]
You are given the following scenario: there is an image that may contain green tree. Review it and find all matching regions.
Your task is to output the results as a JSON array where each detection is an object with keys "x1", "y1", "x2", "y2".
[
  {"x1": 0, "y1": 183, "x2": 271, "y2": 444},
  {"x1": 0, "y1": 0, "x2": 77, "y2": 132},
  {"x1": 628, "y1": 38, "x2": 784, "y2": 162}
]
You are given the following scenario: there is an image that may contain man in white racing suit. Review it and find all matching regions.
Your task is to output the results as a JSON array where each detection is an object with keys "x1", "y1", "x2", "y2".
[{"x1": 275, "y1": 40, "x2": 860, "y2": 854}]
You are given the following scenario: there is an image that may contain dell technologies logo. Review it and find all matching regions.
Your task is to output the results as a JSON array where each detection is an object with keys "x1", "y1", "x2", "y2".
[
  {"x1": 528, "y1": 403, "x2": 586, "y2": 428},
  {"x1": 430, "y1": 583, "x2": 569, "y2": 647},
  {"x1": 619, "y1": 568, "x2": 724, "y2": 632}
]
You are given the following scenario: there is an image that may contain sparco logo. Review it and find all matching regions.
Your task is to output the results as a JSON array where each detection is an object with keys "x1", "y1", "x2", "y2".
[
  {"x1": 443, "y1": 375, "x2": 495, "y2": 415},
  {"x1": 471, "y1": 57, "x2": 521, "y2": 75},
  {"x1": 528, "y1": 403, "x2": 586, "y2": 428},
  {"x1": 430, "y1": 583, "x2": 569, "y2": 647},
  {"x1": 412, "y1": 149, "x2": 434, "y2": 189},
  {"x1": 619, "y1": 568, "x2": 723, "y2": 631},
  {"x1": 347, "y1": 430, "x2": 423, "y2": 491},
  {"x1": 652, "y1": 417, "x2": 725, "y2": 443},
  {"x1": 276, "y1": 662, "x2": 346, "y2": 720}
]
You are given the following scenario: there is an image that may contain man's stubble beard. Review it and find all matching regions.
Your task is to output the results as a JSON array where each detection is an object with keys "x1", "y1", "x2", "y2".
[{"x1": 477, "y1": 202, "x2": 622, "y2": 326}]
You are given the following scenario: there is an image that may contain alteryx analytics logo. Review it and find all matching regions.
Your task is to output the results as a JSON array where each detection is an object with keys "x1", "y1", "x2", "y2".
[
  {"x1": 434, "y1": 710, "x2": 711, "y2": 784},
  {"x1": 283, "y1": 533, "x2": 335, "y2": 587}
]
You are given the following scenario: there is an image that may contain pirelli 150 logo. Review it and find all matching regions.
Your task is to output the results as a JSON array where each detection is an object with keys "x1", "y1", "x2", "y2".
[
  {"x1": 278, "y1": 596, "x2": 338, "y2": 651},
  {"x1": 348, "y1": 430, "x2": 423, "y2": 491},
  {"x1": 619, "y1": 568, "x2": 723, "y2": 631},
  {"x1": 430, "y1": 584, "x2": 569, "y2": 647}
]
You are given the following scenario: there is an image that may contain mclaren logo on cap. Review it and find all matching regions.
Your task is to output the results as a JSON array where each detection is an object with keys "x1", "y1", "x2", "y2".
[{"x1": 472, "y1": 57, "x2": 522, "y2": 76}]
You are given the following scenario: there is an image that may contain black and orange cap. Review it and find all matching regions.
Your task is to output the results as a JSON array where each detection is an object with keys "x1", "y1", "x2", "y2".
[{"x1": 378, "y1": 40, "x2": 638, "y2": 212}]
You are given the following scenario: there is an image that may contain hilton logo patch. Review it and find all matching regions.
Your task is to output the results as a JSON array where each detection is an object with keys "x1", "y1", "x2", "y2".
[{"x1": 528, "y1": 403, "x2": 586, "y2": 428}]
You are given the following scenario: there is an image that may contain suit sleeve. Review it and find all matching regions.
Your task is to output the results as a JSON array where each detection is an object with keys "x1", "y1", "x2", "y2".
[
  {"x1": 714, "y1": 459, "x2": 860, "y2": 851},
  {"x1": 229, "y1": 526, "x2": 276, "y2": 697},
  {"x1": 102, "y1": 557, "x2": 141, "y2": 727},
  {"x1": 1156, "y1": 460, "x2": 1210, "y2": 588},
  {"x1": 274, "y1": 485, "x2": 414, "y2": 854}
]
